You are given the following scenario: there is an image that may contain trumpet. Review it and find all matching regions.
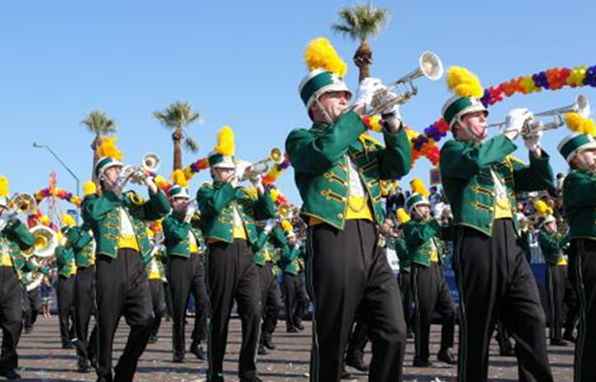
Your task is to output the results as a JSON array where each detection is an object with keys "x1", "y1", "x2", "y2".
[
  {"x1": 368, "y1": 51, "x2": 444, "y2": 115},
  {"x1": 489, "y1": 94, "x2": 591, "y2": 137},
  {"x1": 238, "y1": 148, "x2": 283, "y2": 183},
  {"x1": 115, "y1": 153, "x2": 161, "y2": 190}
]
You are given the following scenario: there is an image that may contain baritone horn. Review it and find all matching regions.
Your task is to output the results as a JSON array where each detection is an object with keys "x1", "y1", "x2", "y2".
[
  {"x1": 25, "y1": 225, "x2": 58, "y2": 259},
  {"x1": 369, "y1": 51, "x2": 444, "y2": 115},
  {"x1": 7, "y1": 193, "x2": 37, "y2": 216},
  {"x1": 489, "y1": 94, "x2": 591, "y2": 136},
  {"x1": 238, "y1": 148, "x2": 283, "y2": 182}
]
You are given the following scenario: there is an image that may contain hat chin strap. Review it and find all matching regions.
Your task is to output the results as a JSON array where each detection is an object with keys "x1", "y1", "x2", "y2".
[{"x1": 313, "y1": 98, "x2": 333, "y2": 124}]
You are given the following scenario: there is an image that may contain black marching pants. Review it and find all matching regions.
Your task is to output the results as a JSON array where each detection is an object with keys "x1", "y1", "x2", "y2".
[
  {"x1": 95, "y1": 249, "x2": 154, "y2": 382},
  {"x1": 167, "y1": 253, "x2": 209, "y2": 359},
  {"x1": 282, "y1": 273, "x2": 304, "y2": 330},
  {"x1": 56, "y1": 275, "x2": 76, "y2": 345},
  {"x1": 399, "y1": 270, "x2": 413, "y2": 333},
  {"x1": 207, "y1": 240, "x2": 261, "y2": 382},
  {"x1": 453, "y1": 220, "x2": 552, "y2": 382},
  {"x1": 546, "y1": 264, "x2": 567, "y2": 341},
  {"x1": 0, "y1": 267, "x2": 22, "y2": 371},
  {"x1": 569, "y1": 239, "x2": 596, "y2": 382},
  {"x1": 307, "y1": 220, "x2": 406, "y2": 382},
  {"x1": 23, "y1": 287, "x2": 41, "y2": 331},
  {"x1": 258, "y1": 263, "x2": 282, "y2": 342},
  {"x1": 411, "y1": 262, "x2": 455, "y2": 362},
  {"x1": 149, "y1": 279, "x2": 166, "y2": 338},
  {"x1": 74, "y1": 265, "x2": 96, "y2": 361}
]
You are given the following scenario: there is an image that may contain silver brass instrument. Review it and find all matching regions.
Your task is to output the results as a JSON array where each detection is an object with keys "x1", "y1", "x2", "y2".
[
  {"x1": 238, "y1": 148, "x2": 283, "y2": 183},
  {"x1": 489, "y1": 94, "x2": 591, "y2": 137},
  {"x1": 7, "y1": 193, "x2": 37, "y2": 216},
  {"x1": 369, "y1": 51, "x2": 444, "y2": 115},
  {"x1": 115, "y1": 153, "x2": 161, "y2": 190},
  {"x1": 24, "y1": 225, "x2": 58, "y2": 259}
]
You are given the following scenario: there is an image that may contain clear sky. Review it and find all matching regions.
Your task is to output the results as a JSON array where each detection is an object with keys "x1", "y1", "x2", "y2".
[{"x1": 1, "y1": 0, "x2": 594, "y2": 209}]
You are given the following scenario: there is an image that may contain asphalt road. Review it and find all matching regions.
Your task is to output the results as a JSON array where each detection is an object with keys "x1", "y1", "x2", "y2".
[{"x1": 14, "y1": 316, "x2": 574, "y2": 381}]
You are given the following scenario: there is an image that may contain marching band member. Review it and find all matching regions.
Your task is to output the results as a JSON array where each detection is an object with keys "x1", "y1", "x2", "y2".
[
  {"x1": 439, "y1": 67, "x2": 554, "y2": 382},
  {"x1": 536, "y1": 207, "x2": 570, "y2": 346},
  {"x1": 82, "y1": 140, "x2": 171, "y2": 382},
  {"x1": 162, "y1": 185, "x2": 209, "y2": 363},
  {"x1": 196, "y1": 127, "x2": 276, "y2": 382},
  {"x1": 403, "y1": 192, "x2": 456, "y2": 367},
  {"x1": 286, "y1": 38, "x2": 411, "y2": 382},
  {"x1": 55, "y1": 214, "x2": 78, "y2": 349},
  {"x1": 558, "y1": 113, "x2": 596, "y2": 382},
  {"x1": 0, "y1": 177, "x2": 35, "y2": 380},
  {"x1": 395, "y1": 208, "x2": 414, "y2": 339},
  {"x1": 280, "y1": 229, "x2": 306, "y2": 335},
  {"x1": 252, "y1": 219, "x2": 285, "y2": 355},
  {"x1": 69, "y1": 181, "x2": 98, "y2": 372},
  {"x1": 145, "y1": 226, "x2": 167, "y2": 345}
]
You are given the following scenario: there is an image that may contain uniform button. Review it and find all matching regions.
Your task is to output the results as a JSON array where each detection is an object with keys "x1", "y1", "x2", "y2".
[{"x1": 337, "y1": 213, "x2": 344, "y2": 219}]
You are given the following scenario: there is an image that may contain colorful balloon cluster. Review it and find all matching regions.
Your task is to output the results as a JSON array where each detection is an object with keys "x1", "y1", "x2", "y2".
[
  {"x1": 34, "y1": 187, "x2": 81, "y2": 206},
  {"x1": 406, "y1": 128, "x2": 441, "y2": 166},
  {"x1": 261, "y1": 157, "x2": 291, "y2": 186},
  {"x1": 418, "y1": 64, "x2": 596, "y2": 155}
]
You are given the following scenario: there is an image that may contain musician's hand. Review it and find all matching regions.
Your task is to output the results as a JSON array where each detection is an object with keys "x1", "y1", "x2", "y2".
[
  {"x1": 264, "y1": 219, "x2": 275, "y2": 234},
  {"x1": 503, "y1": 108, "x2": 532, "y2": 141},
  {"x1": 184, "y1": 205, "x2": 196, "y2": 223},
  {"x1": 354, "y1": 77, "x2": 385, "y2": 114},
  {"x1": 144, "y1": 176, "x2": 158, "y2": 194},
  {"x1": 382, "y1": 104, "x2": 403, "y2": 133},
  {"x1": 523, "y1": 128, "x2": 543, "y2": 156}
]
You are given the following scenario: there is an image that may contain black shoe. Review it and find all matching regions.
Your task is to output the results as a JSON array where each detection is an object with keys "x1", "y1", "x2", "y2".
[
  {"x1": 23, "y1": 327, "x2": 32, "y2": 335},
  {"x1": 412, "y1": 358, "x2": 433, "y2": 367},
  {"x1": 258, "y1": 344, "x2": 268, "y2": 355},
  {"x1": 172, "y1": 354, "x2": 185, "y2": 363},
  {"x1": 499, "y1": 346, "x2": 515, "y2": 357},
  {"x1": 190, "y1": 343, "x2": 207, "y2": 360},
  {"x1": 263, "y1": 337, "x2": 276, "y2": 350},
  {"x1": 286, "y1": 327, "x2": 299, "y2": 333},
  {"x1": 62, "y1": 342, "x2": 74, "y2": 349},
  {"x1": 240, "y1": 377, "x2": 263, "y2": 382},
  {"x1": 550, "y1": 338, "x2": 568, "y2": 346},
  {"x1": 340, "y1": 369, "x2": 355, "y2": 380},
  {"x1": 437, "y1": 348, "x2": 457, "y2": 364},
  {"x1": 296, "y1": 322, "x2": 305, "y2": 331},
  {"x1": 406, "y1": 330, "x2": 414, "y2": 339},
  {"x1": 0, "y1": 369, "x2": 21, "y2": 380},
  {"x1": 147, "y1": 335, "x2": 158, "y2": 344},
  {"x1": 78, "y1": 361, "x2": 91, "y2": 373},
  {"x1": 563, "y1": 331, "x2": 576, "y2": 343},
  {"x1": 345, "y1": 353, "x2": 369, "y2": 372}
]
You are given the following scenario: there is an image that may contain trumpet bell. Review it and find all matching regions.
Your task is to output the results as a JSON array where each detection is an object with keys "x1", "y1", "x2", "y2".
[
  {"x1": 270, "y1": 148, "x2": 283, "y2": 164},
  {"x1": 143, "y1": 153, "x2": 160, "y2": 172},
  {"x1": 418, "y1": 51, "x2": 444, "y2": 81},
  {"x1": 8, "y1": 193, "x2": 37, "y2": 216}
]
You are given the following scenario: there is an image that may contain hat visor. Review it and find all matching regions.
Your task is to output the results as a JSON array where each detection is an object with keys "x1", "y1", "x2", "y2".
[
  {"x1": 450, "y1": 104, "x2": 489, "y2": 129},
  {"x1": 171, "y1": 194, "x2": 190, "y2": 200},
  {"x1": 306, "y1": 83, "x2": 352, "y2": 109},
  {"x1": 568, "y1": 141, "x2": 596, "y2": 162}
]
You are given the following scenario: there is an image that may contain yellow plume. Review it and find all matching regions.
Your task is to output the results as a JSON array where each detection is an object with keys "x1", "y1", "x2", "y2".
[
  {"x1": 533, "y1": 199, "x2": 553, "y2": 217},
  {"x1": 396, "y1": 208, "x2": 411, "y2": 224},
  {"x1": 61, "y1": 214, "x2": 76, "y2": 228},
  {"x1": 564, "y1": 112, "x2": 596, "y2": 136},
  {"x1": 96, "y1": 136, "x2": 123, "y2": 160},
  {"x1": 304, "y1": 37, "x2": 347, "y2": 77},
  {"x1": 446, "y1": 66, "x2": 484, "y2": 98},
  {"x1": 0, "y1": 176, "x2": 9, "y2": 198},
  {"x1": 215, "y1": 126, "x2": 235, "y2": 156},
  {"x1": 171, "y1": 169, "x2": 188, "y2": 188},
  {"x1": 82, "y1": 180, "x2": 96, "y2": 197},
  {"x1": 281, "y1": 219, "x2": 293, "y2": 233},
  {"x1": 243, "y1": 187, "x2": 258, "y2": 200},
  {"x1": 410, "y1": 178, "x2": 429, "y2": 197}
]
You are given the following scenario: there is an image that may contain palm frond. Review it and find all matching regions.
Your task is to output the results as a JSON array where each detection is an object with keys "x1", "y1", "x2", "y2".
[
  {"x1": 82, "y1": 110, "x2": 117, "y2": 136},
  {"x1": 332, "y1": 4, "x2": 390, "y2": 42},
  {"x1": 153, "y1": 101, "x2": 200, "y2": 133}
]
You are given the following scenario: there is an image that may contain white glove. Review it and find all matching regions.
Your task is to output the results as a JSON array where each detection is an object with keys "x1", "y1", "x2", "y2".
[
  {"x1": 354, "y1": 77, "x2": 385, "y2": 113},
  {"x1": 144, "y1": 176, "x2": 158, "y2": 194},
  {"x1": 503, "y1": 108, "x2": 532, "y2": 141},
  {"x1": 263, "y1": 219, "x2": 275, "y2": 234},
  {"x1": 184, "y1": 204, "x2": 196, "y2": 223},
  {"x1": 382, "y1": 102, "x2": 403, "y2": 132},
  {"x1": 523, "y1": 126, "x2": 543, "y2": 152}
]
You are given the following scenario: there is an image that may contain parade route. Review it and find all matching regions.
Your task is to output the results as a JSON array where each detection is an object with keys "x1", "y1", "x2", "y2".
[{"x1": 13, "y1": 317, "x2": 574, "y2": 381}]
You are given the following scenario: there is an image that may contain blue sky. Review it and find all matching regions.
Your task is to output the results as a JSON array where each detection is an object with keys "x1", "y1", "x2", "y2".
[{"x1": 0, "y1": 0, "x2": 594, "y2": 209}]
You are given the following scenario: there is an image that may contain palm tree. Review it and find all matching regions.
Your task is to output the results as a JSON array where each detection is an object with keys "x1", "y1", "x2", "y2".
[
  {"x1": 153, "y1": 101, "x2": 200, "y2": 170},
  {"x1": 82, "y1": 110, "x2": 117, "y2": 182},
  {"x1": 332, "y1": 3, "x2": 390, "y2": 83}
]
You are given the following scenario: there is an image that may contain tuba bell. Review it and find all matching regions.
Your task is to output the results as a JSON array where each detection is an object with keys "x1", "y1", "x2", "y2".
[
  {"x1": 369, "y1": 51, "x2": 444, "y2": 115},
  {"x1": 25, "y1": 225, "x2": 58, "y2": 259}
]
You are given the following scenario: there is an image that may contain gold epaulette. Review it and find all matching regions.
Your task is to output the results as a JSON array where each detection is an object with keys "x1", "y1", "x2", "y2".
[
  {"x1": 358, "y1": 133, "x2": 384, "y2": 148},
  {"x1": 126, "y1": 191, "x2": 145, "y2": 206}
]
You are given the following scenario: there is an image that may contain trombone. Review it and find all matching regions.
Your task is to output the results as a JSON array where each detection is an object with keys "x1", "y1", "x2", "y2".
[
  {"x1": 368, "y1": 51, "x2": 444, "y2": 115},
  {"x1": 488, "y1": 94, "x2": 591, "y2": 137}
]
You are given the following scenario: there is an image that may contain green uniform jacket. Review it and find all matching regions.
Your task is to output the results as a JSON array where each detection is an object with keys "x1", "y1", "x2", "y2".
[
  {"x1": 388, "y1": 237, "x2": 410, "y2": 271},
  {"x1": 403, "y1": 219, "x2": 444, "y2": 267},
  {"x1": 82, "y1": 190, "x2": 171, "y2": 264},
  {"x1": 286, "y1": 111, "x2": 412, "y2": 229},
  {"x1": 196, "y1": 183, "x2": 276, "y2": 245},
  {"x1": 253, "y1": 226, "x2": 288, "y2": 267},
  {"x1": 440, "y1": 136, "x2": 554, "y2": 237},
  {"x1": 0, "y1": 219, "x2": 35, "y2": 278},
  {"x1": 162, "y1": 213, "x2": 206, "y2": 257},
  {"x1": 563, "y1": 169, "x2": 596, "y2": 241},
  {"x1": 538, "y1": 229, "x2": 567, "y2": 265},
  {"x1": 65, "y1": 226, "x2": 95, "y2": 268},
  {"x1": 55, "y1": 245, "x2": 77, "y2": 278}
]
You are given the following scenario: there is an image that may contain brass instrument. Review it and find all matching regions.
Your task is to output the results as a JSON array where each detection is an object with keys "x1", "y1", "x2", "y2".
[
  {"x1": 238, "y1": 148, "x2": 283, "y2": 183},
  {"x1": 24, "y1": 225, "x2": 58, "y2": 259},
  {"x1": 489, "y1": 94, "x2": 591, "y2": 137},
  {"x1": 7, "y1": 193, "x2": 37, "y2": 216},
  {"x1": 368, "y1": 51, "x2": 444, "y2": 115},
  {"x1": 116, "y1": 152, "x2": 161, "y2": 190}
]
